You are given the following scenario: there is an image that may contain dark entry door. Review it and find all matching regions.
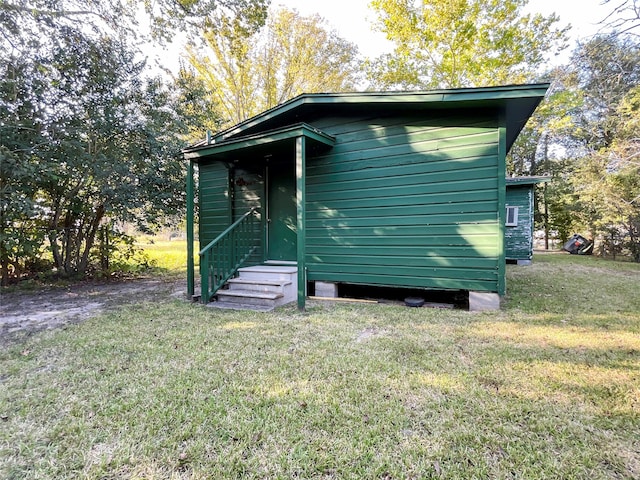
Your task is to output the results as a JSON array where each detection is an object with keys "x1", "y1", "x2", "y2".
[{"x1": 267, "y1": 163, "x2": 297, "y2": 261}]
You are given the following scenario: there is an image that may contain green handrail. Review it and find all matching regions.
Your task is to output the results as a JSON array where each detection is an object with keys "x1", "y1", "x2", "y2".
[{"x1": 199, "y1": 207, "x2": 260, "y2": 304}]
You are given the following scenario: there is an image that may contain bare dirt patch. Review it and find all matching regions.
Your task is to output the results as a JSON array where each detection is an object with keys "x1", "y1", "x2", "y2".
[{"x1": 0, "y1": 277, "x2": 187, "y2": 344}]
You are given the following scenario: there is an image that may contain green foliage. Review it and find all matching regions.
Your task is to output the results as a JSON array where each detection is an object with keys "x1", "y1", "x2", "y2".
[
  {"x1": 0, "y1": 32, "x2": 187, "y2": 281},
  {"x1": 92, "y1": 228, "x2": 156, "y2": 277},
  {"x1": 0, "y1": 44, "x2": 52, "y2": 282},
  {"x1": 0, "y1": 0, "x2": 270, "y2": 46},
  {"x1": 188, "y1": 7, "x2": 361, "y2": 124},
  {"x1": 508, "y1": 68, "x2": 584, "y2": 177},
  {"x1": 543, "y1": 167, "x2": 578, "y2": 244},
  {"x1": 577, "y1": 152, "x2": 640, "y2": 261},
  {"x1": 566, "y1": 37, "x2": 640, "y2": 259},
  {"x1": 367, "y1": 0, "x2": 569, "y2": 89},
  {"x1": 0, "y1": 0, "x2": 240, "y2": 283},
  {"x1": 173, "y1": 69, "x2": 225, "y2": 142},
  {"x1": 255, "y1": 9, "x2": 361, "y2": 108},
  {"x1": 140, "y1": 239, "x2": 191, "y2": 274},
  {"x1": 533, "y1": 36, "x2": 640, "y2": 259},
  {"x1": 569, "y1": 36, "x2": 640, "y2": 151}
]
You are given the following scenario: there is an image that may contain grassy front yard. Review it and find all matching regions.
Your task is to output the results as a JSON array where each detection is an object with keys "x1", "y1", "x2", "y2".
[
  {"x1": 1, "y1": 254, "x2": 638, "y2": 479},
  {"x1": 137, "y1": 240, "x2": 193, "y2": 276}
]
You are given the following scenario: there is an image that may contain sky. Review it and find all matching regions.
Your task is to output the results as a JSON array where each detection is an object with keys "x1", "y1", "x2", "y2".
[
  {"x1": 273, "y1": 0, "x2": 614, "y2": 59},
  {"x1": 149, "y1": 0, "x2": 618, "y2": 73}
]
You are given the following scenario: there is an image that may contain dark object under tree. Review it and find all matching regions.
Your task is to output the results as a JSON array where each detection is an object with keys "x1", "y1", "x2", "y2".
[{"x1": 562, "y1": 234, "x2": 594, "y2": 255}]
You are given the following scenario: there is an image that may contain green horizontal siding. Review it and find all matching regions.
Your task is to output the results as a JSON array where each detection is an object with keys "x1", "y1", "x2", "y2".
[
  {"x1": 307, "y1": 201, "x2": 498, "y2": 220},
  {"x1": 309, "y1": 272, "x2": 497, "y2": 292},
  {"x1": 308, "y1": 150, "x2": 497, "y2": 178},
  {"x1": 307, "y1": 188, "x2": 496, "y2": 211},
  {"x1": 307, "y1": 177, "x2": 498, "y2": 202},
  {"x1": 306, "y1": 212, "x2": 496, "y2": 228},
  {"x1": 315, "y1": 130, "x2": 497, "y2": 160},
  {"x1": 307, "y1": 166, "x2": 497, "y2": 194},
  {"x1": 306, "y1": 112, "x2": 501, "y2": 293},
  {"x1": 307, "y1": 234, "x2": 499, "y2": 247},
  {"x1": 308, "y1": 253, "x2": 497, "y2": 269},
  {"x1": 308, "y1": 245, "x2": 499, "y2": 257},
  {"x1": 198, "y1": 161, "x2": 230, "y2": 249},
  {"x1": 505, "y1": 186, "x2": 533, "y2": 260}
]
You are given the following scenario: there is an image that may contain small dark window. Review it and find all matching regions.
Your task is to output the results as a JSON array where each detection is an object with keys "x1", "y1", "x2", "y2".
[{"x1": 506, "y1": 206, "x2": 519, "y2": 226}]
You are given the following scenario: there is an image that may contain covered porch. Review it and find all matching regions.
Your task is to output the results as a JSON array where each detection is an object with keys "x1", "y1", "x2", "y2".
[{"x1": 183, "y1": 123, "x2": 336, "y2": 310}]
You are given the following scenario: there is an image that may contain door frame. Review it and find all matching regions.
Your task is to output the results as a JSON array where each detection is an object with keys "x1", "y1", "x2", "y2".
[{"x1": 264, "y1": 163, "x2": 297, "y2": 262}]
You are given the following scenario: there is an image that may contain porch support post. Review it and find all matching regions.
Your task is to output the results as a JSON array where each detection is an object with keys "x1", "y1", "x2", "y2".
[
  {"x1": 497, "y1": 124, "x2": 507, "y2": 297},
  {"x1": 295, "y1": 136, "x2": 306, "y2": 310},
  {"x1": 186, "y1": 159, "x2": 195, "y2": 298}
]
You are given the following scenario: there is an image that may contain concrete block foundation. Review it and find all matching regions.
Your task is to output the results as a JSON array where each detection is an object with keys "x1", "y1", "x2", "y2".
[
  {"x1": 315, "y1": 281, "x2": 338, "y2": 298},
  {"x1": 469, "y1": 291, "x2": 500, "y2": 311}
]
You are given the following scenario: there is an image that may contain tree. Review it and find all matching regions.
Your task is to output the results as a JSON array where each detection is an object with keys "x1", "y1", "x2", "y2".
[
  {"x1": 173, "y1": 67, "x2": 226, "y2": 142},
  {"x1": 188, "y1": 14, "x2": 260, "y2": 124},
  {"x1": 602, "y1": 86, "x2": 640, "y2": 260},
  {"x1": 188, "y1": 7, "x2": 361, "y2": 124},
  {"x1": 507, "y1": 67, "x2": 583, "y2": 177},
  {"x1": 601, "y1": 0, "x2": 640, "y2": 36},
  {"x1": 0, "y1": 39, "x2": 56, "y2": 283},
  {"x1": 543, "y1": 36, "x2": 640, "y2": 260},
  {"x1": 254, "y1": 9, "x2": 361, "y2": 109},
  {"x1": 569, "y1": 35, "x2": 640, "y2": 151},
  {"x1": 504, "y1": 67, "x2": 584, "y2": 248},
  {"x1": 0, "y1": 0, "x2": 270, "y2": 47},
  {"x1": 1, "y1": 0, "x2": 268, "y2": 283},
  {"x1": 367, "y1": 0, "x2": 569, "y2": 89},
  {"x1": 0, "y1": 31, "x2": 194, "y2": 281},
  {"x1": 505, "y1": 34, "x2": 640, "y2": 256}
]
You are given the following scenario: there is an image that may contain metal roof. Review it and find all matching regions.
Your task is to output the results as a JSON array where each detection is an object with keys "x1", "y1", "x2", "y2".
[
  {"x1": 186, "y1": 83, "x2": 549, "y2": 154},
  {"x1": 505, "y1": 175, "x2": 551, "y2": 186},
  {"x1": 183, "y1": 123, "x2": 335, "y2": 160}
]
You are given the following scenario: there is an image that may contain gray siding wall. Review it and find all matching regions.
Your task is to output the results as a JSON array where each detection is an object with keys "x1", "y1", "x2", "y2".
[
  {"x1": 306, "y1": 112, "x2": 502, "y2": 292},
  {"x1": 505, "y1": 186, "x2": 533, "y2": 260}
]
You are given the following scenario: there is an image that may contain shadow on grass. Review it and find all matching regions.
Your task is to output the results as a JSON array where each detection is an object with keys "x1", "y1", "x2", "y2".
[{"x1": 1, "y1": 297, "x2": 638, "y2": 478}]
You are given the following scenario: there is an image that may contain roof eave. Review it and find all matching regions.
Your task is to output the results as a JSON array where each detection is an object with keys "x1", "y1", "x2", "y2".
[
  {"x1": 506, "y1": 176, "x2": 552, "y2": 186},
  {"x1": 183, "y1": 123, "x2": 335, "y2": 160},
  {"x1": 209, "y1": 83, "x2": 550, "y2": 144}
]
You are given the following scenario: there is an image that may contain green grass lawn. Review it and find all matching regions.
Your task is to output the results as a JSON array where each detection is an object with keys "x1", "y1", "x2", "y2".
[
  {"x1": 1, "y1": 254, "x2": 638, "y2": 479},
  {"x1": 137, "y1": 240, "x2": 192, "y2": 275}
]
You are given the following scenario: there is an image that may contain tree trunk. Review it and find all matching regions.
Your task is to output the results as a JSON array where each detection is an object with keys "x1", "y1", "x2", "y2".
[
  {"x1": 48, "y1": 196, "x2": 64, "y2": 272},
  {"x1": 100, "y1": 225, "x2": 110, "y2": 272},
  {"x1": 0, "y1": 246, "x2": 9, "y2": 287},
  {"x1": 543, "y1": 183, "x2": 550, "y2": 250},
  {"x1": 628, "y1": 219, "x2": 640, "y2": 263},
  {"x1": 0, "y1": 213, "x2": 9, "y2": 286},
  {"x1": 78, "y1": 204, "x2": 105, "y2": 276},
  {"x1": 49, "y1": 233, "x2": 62, "y2": 271},
  {"x1": 63, "y1": 211, "x2": 75, "y2": 276}
]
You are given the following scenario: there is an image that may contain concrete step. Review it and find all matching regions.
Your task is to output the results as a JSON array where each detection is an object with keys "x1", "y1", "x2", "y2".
[
  {"x1": 207, "y1": 302, "x2": 274, "y2": 312},
  {"x1": 227, "y1": 278, "x2": 291, "y2": 294},
  {"x1": 216, "y1": 289, "x2": 284, "y2": 308},
  {"x1": 206, "y1": 265, "x2": 299, "y2": 310},
  {"x1": 264, "y1": 260, "x2": 297, "y2": 266},
  {"x1": 237, "y1": 265, "x2": 297, "y2": 282}
]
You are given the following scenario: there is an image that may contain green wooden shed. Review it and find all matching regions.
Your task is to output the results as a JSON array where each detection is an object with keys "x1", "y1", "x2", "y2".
[
  {"x1": 184, "y1": 83, "x2": 549, "y2": 310},
  {"x1": 505, "y1": 176, "x2": 550, "y2": 265}
]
